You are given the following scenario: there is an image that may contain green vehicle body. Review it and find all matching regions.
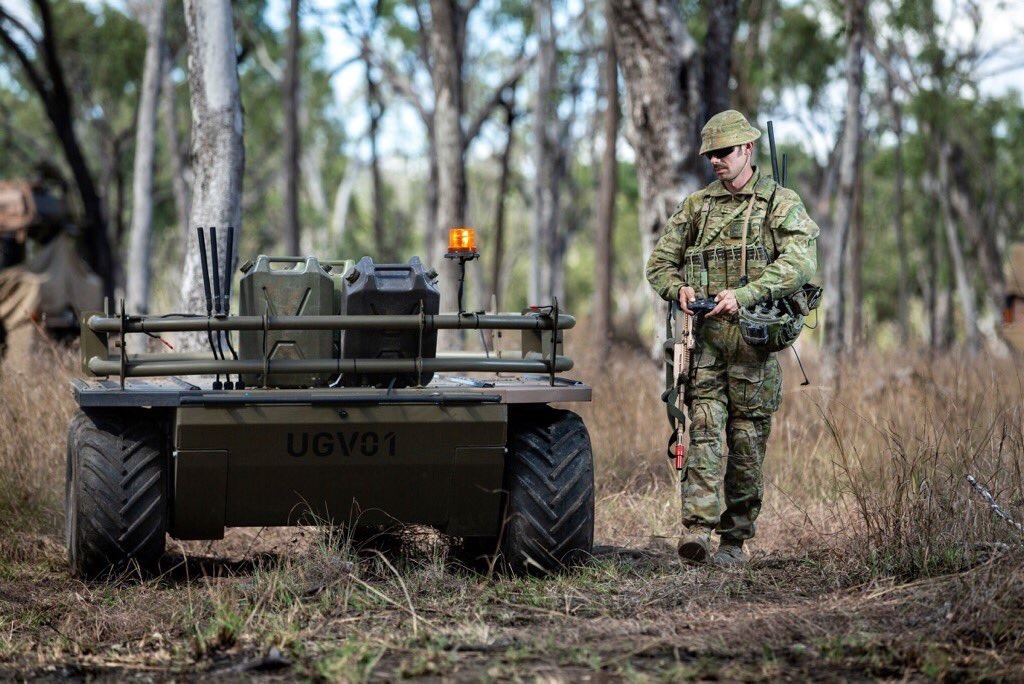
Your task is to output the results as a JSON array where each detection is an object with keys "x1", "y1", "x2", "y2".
[{"x1": 67, "y1": 252, "x2": 594, "y2": 578}]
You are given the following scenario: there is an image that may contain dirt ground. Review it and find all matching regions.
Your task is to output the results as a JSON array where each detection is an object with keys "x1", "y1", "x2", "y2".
[{"x1": 2, "y1": 506, "x2": 1021, "y2": 681}]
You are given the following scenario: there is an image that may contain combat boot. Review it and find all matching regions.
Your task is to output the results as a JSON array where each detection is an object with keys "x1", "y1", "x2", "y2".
[
  {"x1": 712, "y1": 539, "x2": 748, "y2": 567},
  {"x1": 677, "y1": 530, "x2": 712, "y2": 562}
]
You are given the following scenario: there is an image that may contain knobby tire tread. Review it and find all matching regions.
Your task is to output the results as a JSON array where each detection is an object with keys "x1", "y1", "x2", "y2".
[
  {"x1": 67, "y1": 409, "x2": 167, "y2": 579},
  {"x1": 502, "y1": 406, "x2": 594, "y2": 575}
]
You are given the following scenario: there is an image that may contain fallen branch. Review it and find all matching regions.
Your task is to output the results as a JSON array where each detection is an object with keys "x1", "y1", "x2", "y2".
[{"x1": 966, "y1": 475, "x2": 1024, "y2": 538}]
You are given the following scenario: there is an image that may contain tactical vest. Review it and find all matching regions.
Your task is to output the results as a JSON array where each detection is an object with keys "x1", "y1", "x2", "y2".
[{"x1": 682, "y1": 176, "x2": 777, "y2": 299}]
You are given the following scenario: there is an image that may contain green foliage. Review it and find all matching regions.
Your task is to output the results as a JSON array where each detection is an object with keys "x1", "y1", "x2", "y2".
[{"x1": 763, "y1": 3, "x2": 842, "y2": 108}]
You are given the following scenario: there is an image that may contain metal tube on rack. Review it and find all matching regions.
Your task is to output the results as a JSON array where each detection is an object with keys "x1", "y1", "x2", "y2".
[
  {"x1": 87, "y1": 313, "x2": 578, "y2": 334},
  {"x1": 87, "y1": 355, "x2": 574, "y2": 378}
]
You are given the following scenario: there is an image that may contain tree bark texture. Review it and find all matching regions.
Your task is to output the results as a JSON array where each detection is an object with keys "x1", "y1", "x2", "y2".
[
  {"x1": 162, "y1": 44, "x2": 192, "y2": 243},
  {"x1": 365, "y1": 55, "x2": 388, "y2": 259},
  {"x1": 490, "y1": 86, "x2": 517, "y2": 309},
  {"x1": 823, "y1": 0, "x2": 865, "y2": 353},
  {"x1": 734, "y1": 0, "x2": 770, "y2": 117},
  {"x1": 179, "y1": 0, "x2": 245, "y2": 352},
  {"x1": 126, "y1": 0, "x2": 166, "y2": 342},
  {"x1": 593, "y1": 5, "x2": 619, "y2": 353},
  {"x1": 697, "y1": 0, "x2": 739, "y2": 184},
  {"x1": 283, "y1": 0, "x2": 301, "y2": 255},
  {"x1": 886, "y1": 72, "x2": 910, "y2": 345},
  {"x1": 608, "y1": 0, "x2": 701, "y2": 347},
  {"x1": 428, "y1": 0, "x2": 469, "y2": 319},
  {"x1": 701, "y1": 0, "x2": 738, "y2": 123},
  {"x1": 549, "y1": 63, "x2": 587, "y2": 303},
  {"x1": 946, "y1": 143, "x2": 1004, "y2": 314},
  {"x1": 530, "y1": 0, "x2": 558, "y2": 305},
  {"x1": 844, "y1": 161, "x2": 863, "y2": 346},
  {"x1": 936, "y1": 139, "x2": 979, "y2": 352}
]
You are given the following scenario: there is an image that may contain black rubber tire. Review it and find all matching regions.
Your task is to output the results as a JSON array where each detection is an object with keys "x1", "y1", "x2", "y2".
[
  {"x1": 66, "y1": 409, "x2": 168, "y2": 579},
  {"x1": 501, "y1": 406, "x2": 594, "y2": 575}
]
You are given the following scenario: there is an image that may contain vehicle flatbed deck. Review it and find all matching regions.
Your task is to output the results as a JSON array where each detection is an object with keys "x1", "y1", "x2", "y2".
[{"x1": 71, "y1": 375, "x2": 592, "y2": 408}]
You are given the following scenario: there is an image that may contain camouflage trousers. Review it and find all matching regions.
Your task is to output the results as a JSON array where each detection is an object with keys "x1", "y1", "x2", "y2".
[{"x1": 682, "y1": 316, "x2": 782, "y2": 542}]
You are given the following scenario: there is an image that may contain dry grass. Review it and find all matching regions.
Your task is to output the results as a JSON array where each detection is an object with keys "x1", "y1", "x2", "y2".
[{"x1": 1, "y1": 332, "x2": 1023, "y2": 679}]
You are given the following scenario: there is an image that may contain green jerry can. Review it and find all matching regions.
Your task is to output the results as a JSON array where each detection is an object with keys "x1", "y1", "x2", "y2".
[{"x1": 238, "y1": 255, "x2": 335, "y2": 388}]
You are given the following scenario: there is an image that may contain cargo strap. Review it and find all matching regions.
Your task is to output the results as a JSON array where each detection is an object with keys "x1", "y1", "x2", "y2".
[
  {"x1": 697, "y1": 197, "x2": 752, "y2": 250},
  {"x1": 739, "y1": 189, "x2": 755, "y2": 283},
  {"x1": 661, "y1": 385, "x2": 688, "y2": 460}
]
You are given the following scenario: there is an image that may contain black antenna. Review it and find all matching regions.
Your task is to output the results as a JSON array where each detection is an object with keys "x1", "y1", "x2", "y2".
[
  {"x1": 210, "y1": 227, "x2": 224, "y2": 315},
  {"x1": 222, "y1": 226, "x2": 241, "y2": 387},
  {"x1": 767, "y1": 120, "x2": 780, "y2": 183},
  {"x1": 196, "y1": 227, "x2": 223, "y2": 388},
  {"x1": 197, "y1": 227, "x2": 213, "y2": 318},
  {"x1": 781, "y1": 152, "x2": 788, "y2": 188},
  {"x1": 209, "y1": 227, "x2": 228, "y2": 389},
  {"x1": 224, "y1": 225, "x2": 235, "y2": 311}
]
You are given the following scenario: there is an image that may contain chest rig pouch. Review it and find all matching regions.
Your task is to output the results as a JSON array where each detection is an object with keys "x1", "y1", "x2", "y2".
[{"x1": 682, "y1": 178, "x2": 776, "y2": 299}]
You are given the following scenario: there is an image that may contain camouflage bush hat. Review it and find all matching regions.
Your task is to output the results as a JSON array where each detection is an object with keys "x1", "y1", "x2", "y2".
[{"x1": 699, "y1": 110, "x2": 761, "y2": 155}]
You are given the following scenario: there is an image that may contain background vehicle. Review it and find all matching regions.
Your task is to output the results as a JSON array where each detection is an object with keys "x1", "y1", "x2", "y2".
[{"x1": 0, "y1": 179, "x2": 103, "y2": 357}]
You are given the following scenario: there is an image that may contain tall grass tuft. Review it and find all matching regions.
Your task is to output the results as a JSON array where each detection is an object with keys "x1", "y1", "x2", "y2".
[
  {"x1": 0, "y1": 340, "x2": 77, "y2": 553},
  {"x1": 819, "y1": 352, "x2": 1024, "y2": 579}
]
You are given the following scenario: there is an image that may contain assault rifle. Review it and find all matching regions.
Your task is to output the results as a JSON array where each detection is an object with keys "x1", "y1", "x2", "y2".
[{"x1": 663, "y1": 297, "x2": 715, "y2": 469}]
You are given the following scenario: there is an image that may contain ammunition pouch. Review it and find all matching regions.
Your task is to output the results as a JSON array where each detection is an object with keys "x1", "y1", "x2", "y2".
[
  {"x1": 739, "y1": 283, "x2": 822, "y2": 352},
  {"x1": 683, "y1": 245, "x2": 770, "y2": 299}
]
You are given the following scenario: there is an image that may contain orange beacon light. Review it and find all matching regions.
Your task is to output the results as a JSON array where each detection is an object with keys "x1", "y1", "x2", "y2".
[
  {"x1": 447, "y1": 227, "x2": 477, "y2": 255},
  {"x1": 444, "y1": 227, "x2": 479, "y2": 314}
]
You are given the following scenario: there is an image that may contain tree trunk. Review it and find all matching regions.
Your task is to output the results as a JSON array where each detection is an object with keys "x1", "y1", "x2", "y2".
[
  {"x1": 608, "y1": 0, "x2": 701, "y2": 351},
  {"x1": 365, "y1": 53, "x2": 387, "y2": 259},
  {"x1": 162, "y1": 44, "x2": 191, "y2": 243},
  {"x1": 550, "y1": 71, "x2": 586, "y2": 303},
  {"x1": 179, "y1": 0, "x2": 245, "y2": 352},
  {"x1": 282, "y1": 0, "x2": 300, "y2": 255},
  {"x1": 530, "y1": 0, "x2": 558, "y2": 305},
  {"x1": 926, "y1": 201, "x2": 940, "y2": 353},
  {"x1": 424, "y1": 0, "x2": 499, "y2": 346},
  {"x1": 593, "y1": 5, "x2": 619, "y2": 354},
  {"x1": 844, "y1": 158, "x2": 863, "y2": 347},
  {"x1": 490, "y1": 87, "x2": 517, "y2": 309},
  {"x1": 947, "y1": 143, "x2": 1005, "y2": 314},
  {"x1": 824, "y1": 0, "x2": 865, "y2": 354},
  {"x1": 936, "y1": 139, "x2": 979, "y2": 352},
  {"x1": 734, "y1": 0, "x2": 768, "y2": 117},
  {"x1": 331, "y1": 157, "x2": 363, "y2": 244},
  {"x1": 428, "y1": 0, "x2": 468, "y2": 321},
  {"x1": 886, "y1": 72, "x2": 910, "y2": 346},
  {"x1": 701, "y1": 0, "x2": 738, "y2": 121},
  {"x1": 125, "y1": 0, "x2": 166, "y2": 350},
  {"x1": 699, "y1": 0, "x2": 739, "y2": 183}
]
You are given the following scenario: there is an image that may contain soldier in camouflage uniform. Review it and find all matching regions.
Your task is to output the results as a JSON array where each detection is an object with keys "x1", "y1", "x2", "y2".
[{"x1": 646, "y1": 110, "x2": 818, "y2": 566}]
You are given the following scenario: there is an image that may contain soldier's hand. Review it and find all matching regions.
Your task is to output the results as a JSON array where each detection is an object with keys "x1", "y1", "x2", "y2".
[
  {"x1": 678, "y1": 286, "x2": 697, "y2": 315},
  {"x1": 709, "y1": 289, "x2": 739, "y2": 317}
]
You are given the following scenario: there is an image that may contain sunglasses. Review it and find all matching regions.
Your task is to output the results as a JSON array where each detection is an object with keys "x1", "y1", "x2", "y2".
[{"x1": 704, "y1": 145, "x2": 740, "y2": 161}]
